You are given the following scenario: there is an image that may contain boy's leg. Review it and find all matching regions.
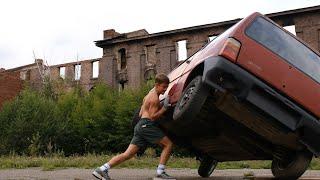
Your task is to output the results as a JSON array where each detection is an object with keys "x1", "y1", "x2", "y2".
[
  {"x1": 135, "y1": 121, "x2": 174, "y2": 178},
  {"x1": 92, "y1": 144, "x2": 139, "y2": 180},
  {"x1": 108, "y1": 144, "x2": 140, "y2": 167},
  {"x1": 156, "y1": 136, "x2": 175, "y2": 179},
  {"x1": 103, "y1": 120, "x2": 144, "y2": 168},
  {"x1": 158, "y1": 136, "x2": 173, "y2": 165}
]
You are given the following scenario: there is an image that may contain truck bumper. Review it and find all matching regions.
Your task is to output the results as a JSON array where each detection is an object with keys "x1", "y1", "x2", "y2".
[{"x1": 202, "y1": 56, "x2": 320, "y2": 156}]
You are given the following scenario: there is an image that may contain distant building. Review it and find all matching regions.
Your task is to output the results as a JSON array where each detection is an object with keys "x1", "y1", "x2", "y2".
[
  {"x1": 1, "y1": 5, "x2": 320, "y2": 107},
  {"x1": 95, "y1": 5, "x2": 320, "y2": 90}
]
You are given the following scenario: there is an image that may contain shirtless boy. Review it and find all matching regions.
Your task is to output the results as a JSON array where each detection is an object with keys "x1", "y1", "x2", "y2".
[{"x1": 92, "y1": 73, "x2": 174, "y2": 179}]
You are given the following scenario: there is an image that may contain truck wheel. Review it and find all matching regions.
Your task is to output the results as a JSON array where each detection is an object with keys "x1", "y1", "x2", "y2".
[
  {"x1": 198, "y1": 156, "x2": 218, "y2": 177},
  {"x1": 271, "y1": 150, "x2": 313, "y2": 179},
  {"x1": 173, "y1": 76, "x2": 208, "y2": 122}
]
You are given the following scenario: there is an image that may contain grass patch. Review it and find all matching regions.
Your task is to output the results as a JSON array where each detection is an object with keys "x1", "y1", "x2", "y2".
[{"x1": 1, "y1": 154, "x2": 320, "y2": 170}]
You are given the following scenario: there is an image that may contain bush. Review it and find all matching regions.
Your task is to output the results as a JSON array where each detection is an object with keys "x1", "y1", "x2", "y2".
[
  {"x1": 0, "y1": 89, "x2": 61, "y2": 155},
  {"x1": 0, "y1": 80, "x2": 193, "y2": 157},
  {"x1": 62, "y1": 84, "x2": 118, "y2": 154}
]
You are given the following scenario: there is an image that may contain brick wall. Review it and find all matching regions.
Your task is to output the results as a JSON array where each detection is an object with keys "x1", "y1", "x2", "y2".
[
  {"x1": 0, "y1": 71, "x2": 23, "y2": 109},
  {"x1": 96, "y1": 7, "x2": 320, "y2": 89},
  {"x1": 49, "y1": 58, "x2": 102, "y2": 91}
]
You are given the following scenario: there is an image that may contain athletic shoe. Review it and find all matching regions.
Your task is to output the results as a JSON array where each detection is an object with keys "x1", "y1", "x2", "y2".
[
  {"x1": 156, "y1": 172, "x2": 175, "y2": 179},
  {"x1": 92, "y1": 167, "x2": 110, "y2": 180}
]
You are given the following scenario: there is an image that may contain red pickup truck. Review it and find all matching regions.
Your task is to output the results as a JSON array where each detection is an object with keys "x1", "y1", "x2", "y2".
[{"x1": 134, "y1": 12, "x2": 320, "y2": 179}]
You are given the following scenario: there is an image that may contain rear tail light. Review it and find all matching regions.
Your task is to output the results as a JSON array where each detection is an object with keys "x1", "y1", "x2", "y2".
[{"x1": 219, "y1": 38, "x2": 241, "y2": 62}]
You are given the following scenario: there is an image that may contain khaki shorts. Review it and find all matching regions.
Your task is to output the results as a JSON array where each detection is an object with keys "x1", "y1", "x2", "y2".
[{"x1": 130, "y1": 118, "x2": 165, "y2": 148}]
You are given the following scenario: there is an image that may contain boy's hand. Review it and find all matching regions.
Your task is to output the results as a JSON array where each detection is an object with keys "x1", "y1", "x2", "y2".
[{"x1": 163, "y1": 95, "x2": 171, "y2": 110}]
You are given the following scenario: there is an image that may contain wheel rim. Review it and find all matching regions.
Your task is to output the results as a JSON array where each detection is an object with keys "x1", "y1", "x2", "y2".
[{"x1": 178, "y1": 86, "x2": 195, "y2": 110}]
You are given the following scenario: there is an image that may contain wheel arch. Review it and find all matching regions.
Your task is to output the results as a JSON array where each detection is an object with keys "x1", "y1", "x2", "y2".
[{"x1": 183, "y1": 62, "x2": 205, "y2": 90}]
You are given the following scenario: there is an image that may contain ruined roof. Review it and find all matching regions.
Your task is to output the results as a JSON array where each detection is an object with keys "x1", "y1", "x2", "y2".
[
  {"x1": 5, "y1": 59, "x2": 43, "y2": 72},
  {"x1": 50, "y1": 58, "x2": 102, "y2": 68},
  {"x1": 95, "y1": 5, "x2": 320, "y2": 47}
]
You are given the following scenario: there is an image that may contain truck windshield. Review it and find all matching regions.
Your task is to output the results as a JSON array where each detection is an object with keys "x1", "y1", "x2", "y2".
[{"x1": 246, "y1": 17, "x2": 320, "y2": 84}]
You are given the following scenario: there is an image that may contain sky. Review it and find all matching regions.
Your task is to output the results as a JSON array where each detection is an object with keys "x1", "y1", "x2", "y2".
[{"x1": 0, "y1": 0, "x2": 319, "y2": 69}]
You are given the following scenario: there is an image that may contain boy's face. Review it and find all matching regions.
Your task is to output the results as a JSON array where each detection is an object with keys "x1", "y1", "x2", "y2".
[{"x1": 155, "y1": 82, "x2": 168, "y2": 95}]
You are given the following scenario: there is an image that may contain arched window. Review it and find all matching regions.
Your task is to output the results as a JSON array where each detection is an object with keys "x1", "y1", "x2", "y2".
[{"x1": 118, "y1": 48, "x2": 127, "y2": 70}]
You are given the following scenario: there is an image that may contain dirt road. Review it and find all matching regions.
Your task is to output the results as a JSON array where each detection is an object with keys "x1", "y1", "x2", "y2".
[{"x1": 1, "y1": 168, "x2": 320, "y2": 179}]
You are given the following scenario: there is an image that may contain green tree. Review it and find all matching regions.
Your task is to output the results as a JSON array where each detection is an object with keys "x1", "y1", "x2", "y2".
[{"x1": 0, "y1": 89, "x2": 60, "y2": 155}]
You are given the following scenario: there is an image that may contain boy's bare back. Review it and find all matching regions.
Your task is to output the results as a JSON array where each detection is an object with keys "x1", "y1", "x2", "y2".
[{"x1": 140, "y1": 89, "x2": 162, "y2": 121}]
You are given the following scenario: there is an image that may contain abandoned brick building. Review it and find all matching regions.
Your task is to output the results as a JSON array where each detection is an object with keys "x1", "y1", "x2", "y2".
[{"x1": 1, "y1": 5, "x2": 320, "y2": 107}]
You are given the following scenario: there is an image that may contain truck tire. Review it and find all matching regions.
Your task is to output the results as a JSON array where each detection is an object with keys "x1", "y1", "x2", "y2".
[
  {"x1": 173, "y1": 76, "x2": 208, "y2": 122},
  {"x1": 271, "y1": 150, "x2": 313, "y2": 179},
  {"x1": 198, "y1": 156, "x2": 218, "y2": 177}
]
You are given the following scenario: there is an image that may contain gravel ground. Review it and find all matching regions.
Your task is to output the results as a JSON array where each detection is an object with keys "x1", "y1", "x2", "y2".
[{"x1": 1, "y1": 168, "x2": 320, "y2": 180}]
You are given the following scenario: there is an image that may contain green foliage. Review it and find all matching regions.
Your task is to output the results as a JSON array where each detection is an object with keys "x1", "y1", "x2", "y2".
[
  {"x1": 0, "y1": 81, "x2": 156, "y2": 156},
  {"x1": 6, "y1": 154, "x2": 320, "y2": 170},
  {"x1": 0, "y1": 154, "x2": 198, "y2": 170},
  {"x1": 66, "y1": 84, "x2": 118, "y2": 154},
  {"x1": 111, "y1": 84, "x2": 151, "y2": 152},
  {"x1": 0, "y1": 79, "x2": 195, "y2": 157},
  {"x1": 0, "y1": 88, "x2": 61, "y2": 155}
]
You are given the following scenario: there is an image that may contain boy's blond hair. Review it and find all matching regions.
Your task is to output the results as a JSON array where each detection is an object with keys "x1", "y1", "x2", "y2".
[{"x1": 155, "y1": 73, "x2": 169, "y2": 84}]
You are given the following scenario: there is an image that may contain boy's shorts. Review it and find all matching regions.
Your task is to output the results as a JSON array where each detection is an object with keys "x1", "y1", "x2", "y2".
[{"x1": 130, "y1": 118, "x2": 165, "y2": 148}]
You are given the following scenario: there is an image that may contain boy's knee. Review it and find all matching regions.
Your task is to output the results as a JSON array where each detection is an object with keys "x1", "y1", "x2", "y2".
[
  {"x1": 167, "y1": 138, "x2": 173, "y2": 146},
  {"x1": 164, "y1": 141, "x2": 173, "y2": 149}
]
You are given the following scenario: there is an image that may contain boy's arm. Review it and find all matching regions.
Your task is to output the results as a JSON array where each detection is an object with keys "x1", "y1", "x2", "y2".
[
  {"x1": 139, "y1": 97, "x2": 145, "y2": 117},
  {"x1": 149, "y1": 99, "x2": 167, "y2": 120}
]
